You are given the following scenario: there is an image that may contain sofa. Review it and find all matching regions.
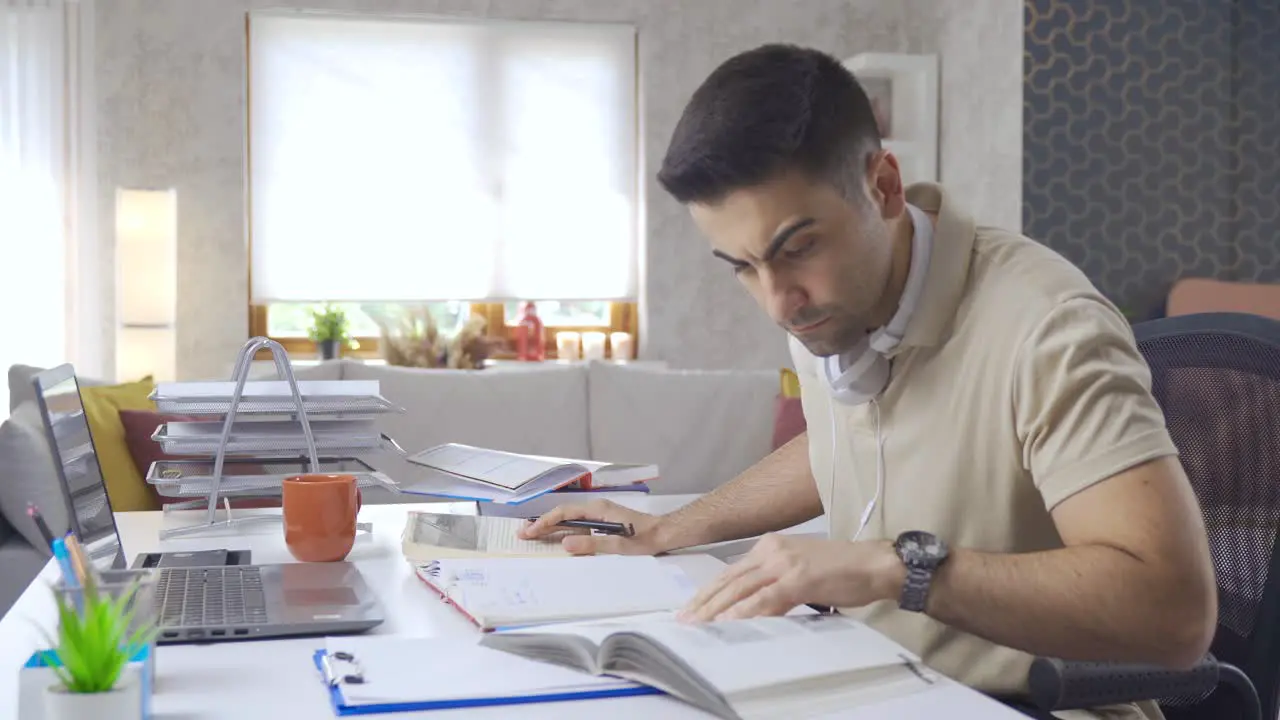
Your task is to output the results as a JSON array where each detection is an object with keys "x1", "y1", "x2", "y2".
[{"x1": 0, "y1": 358, "x2": 781, "y2": 616}]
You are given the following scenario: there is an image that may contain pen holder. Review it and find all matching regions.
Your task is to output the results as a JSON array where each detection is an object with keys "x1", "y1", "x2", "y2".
[{"x1": 19, "y1": 570, "x2": 158, "y2": 720}]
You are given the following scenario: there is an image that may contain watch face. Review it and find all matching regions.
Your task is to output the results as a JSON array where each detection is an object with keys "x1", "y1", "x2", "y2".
[{"x1": 897, "y1": 531, "x2": 948, "y2": 566}]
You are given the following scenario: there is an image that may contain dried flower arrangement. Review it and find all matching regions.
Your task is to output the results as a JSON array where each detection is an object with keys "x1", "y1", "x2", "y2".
[{"x1": 367, "y1": 305, "x2": 505, "y2": 370}]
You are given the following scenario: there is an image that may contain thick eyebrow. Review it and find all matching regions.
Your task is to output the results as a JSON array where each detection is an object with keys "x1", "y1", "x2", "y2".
[{"x1": 711, "y1": 217, "x2": 817, "y2": 265}]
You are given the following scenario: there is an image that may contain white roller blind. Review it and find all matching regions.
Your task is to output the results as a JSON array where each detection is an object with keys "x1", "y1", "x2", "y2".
[{"x1": 248, "y1": 13, "x2": 637, "y2": 303}]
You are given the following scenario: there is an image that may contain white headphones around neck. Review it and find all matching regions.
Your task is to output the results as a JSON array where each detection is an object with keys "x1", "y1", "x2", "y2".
[
  {"x1": 818, "y1": 203, "x2": 934, "y2": 542},
  {"x1": 821, "y1": 203, "x2": 934, "y2": 406}
]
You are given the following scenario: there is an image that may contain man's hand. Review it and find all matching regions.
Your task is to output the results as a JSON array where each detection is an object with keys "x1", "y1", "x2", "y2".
[
  {"x1": 518, "y1": 499, "x2": 668, "y2": 555},
  {"x1": 678, "y1": 534, "x2": 905, "y2": 622}
]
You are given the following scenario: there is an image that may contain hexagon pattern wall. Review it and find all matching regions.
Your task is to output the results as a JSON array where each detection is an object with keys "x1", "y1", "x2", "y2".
[{"x1": 1023, "y1": 0, "x2": 1280, "y2": 320}]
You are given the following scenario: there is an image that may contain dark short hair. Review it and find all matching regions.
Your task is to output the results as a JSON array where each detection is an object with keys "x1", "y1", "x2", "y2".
[{"x1": 657, "y1": 44, "x2": 881, "y2": 205}]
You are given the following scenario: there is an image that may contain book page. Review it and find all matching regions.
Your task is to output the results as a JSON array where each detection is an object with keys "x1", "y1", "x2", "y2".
[
  {"x1": 408, "y1": 444, "x2": 574, "y2": 491},
  {"x1": 623, "y1": 615, "x2": 918, "y2": 697},
  {"x1": 423, "y1": 556, "x2": 697, "y2": 628},
  {"x1": 402, "y1": 512, "x2": 569, "y2": 559}
]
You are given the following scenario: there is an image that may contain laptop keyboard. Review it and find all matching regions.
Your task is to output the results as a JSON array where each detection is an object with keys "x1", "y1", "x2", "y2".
[{"x1": 154, "y1": 566, "x2": 268, "y2": 628}]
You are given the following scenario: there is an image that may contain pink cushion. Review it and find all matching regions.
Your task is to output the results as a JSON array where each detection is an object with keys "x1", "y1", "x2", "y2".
[{"x1": 771, "y1": 395, "x2": 806, "y2": 450}]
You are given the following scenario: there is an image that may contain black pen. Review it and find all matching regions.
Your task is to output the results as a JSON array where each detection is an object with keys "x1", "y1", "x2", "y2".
[
  {"x1": 27, "y1": 503, "x2": 56, "y2": 551},
  {"x1": 528, "y1": 517, "x2": 635, "y2": 537}
]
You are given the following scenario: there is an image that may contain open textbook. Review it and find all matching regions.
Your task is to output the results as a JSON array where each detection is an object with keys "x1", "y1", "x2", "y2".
[
  {"x1": 401, "y1": 511, "x2": 570, "y2": 562},
  {"x1": 403, "y1": 443, "x2": 657, "y2": 503},
  {"x1": 481, "y1": 613, "x2": 940, "y2": 720}
]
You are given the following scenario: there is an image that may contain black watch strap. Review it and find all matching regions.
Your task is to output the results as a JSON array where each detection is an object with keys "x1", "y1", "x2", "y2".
[{"x1": 900, "y1": 565, "x2": 932, "y2": 612}]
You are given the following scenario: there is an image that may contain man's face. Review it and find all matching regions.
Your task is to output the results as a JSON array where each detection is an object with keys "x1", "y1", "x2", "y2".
[{"x1": 690, "y1": 169, "x2": 895, "y2": 358}]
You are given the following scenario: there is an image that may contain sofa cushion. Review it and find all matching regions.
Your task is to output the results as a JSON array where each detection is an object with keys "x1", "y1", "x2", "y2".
[
  {"x1": 8, "y1": 363, "x2": 108, "y2": 413},
  {"x1": 341, "y1": 363, "x2": 591, "y2": 485},
  {"x1": 772, "y1": 395, "x2": 806, "y2": 450},
  {"x1": 0, "y1": 401, "x2": 69, "y2": 550},
  {"x1": 587, "y1": 362, "x2": 777, "y2": 494},
  {"x1": 79, "y1": 377, "x2": 163, "y2": 512},
  {"x1": 0, "y1": 533, "x2": 49, "y2": 616}
]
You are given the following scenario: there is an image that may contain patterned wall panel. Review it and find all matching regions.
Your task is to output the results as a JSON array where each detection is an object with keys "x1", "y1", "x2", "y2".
[
  {"x1": 1233, "y1": 0, "x2": 1280, "y2": 282},
  {"x1": 1023, "y1": 0, "x2": 1279, "y2": 319}
]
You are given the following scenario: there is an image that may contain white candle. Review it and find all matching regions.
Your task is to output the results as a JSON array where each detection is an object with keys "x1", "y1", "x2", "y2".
[
  {"x1": 556, "y1": 331, "x2": 580, "y2": 361},
  {"x1": 581, "y1": 331, "x2": 607, "y2": 361},
  {"x1": 610, "y1": 332, "x2": 633, "y2": 360}
]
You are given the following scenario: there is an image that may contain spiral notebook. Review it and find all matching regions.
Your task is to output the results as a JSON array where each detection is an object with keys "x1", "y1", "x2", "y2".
[{"x1": 414, "y1": 556, "x2": 698, "y2": 631}]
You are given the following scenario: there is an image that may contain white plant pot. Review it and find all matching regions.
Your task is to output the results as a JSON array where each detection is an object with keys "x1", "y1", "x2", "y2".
[{"x1": 43, "y1": 679, "x2": 140, "y2": 720}]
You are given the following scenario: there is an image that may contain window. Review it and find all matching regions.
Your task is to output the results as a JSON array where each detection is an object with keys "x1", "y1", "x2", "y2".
[
  {"x1": 246, "y1": 12, "x2": 639, "y2": 359},
  {"x1": 1, "y1": 2, "x2": 72, "y2": 406}
]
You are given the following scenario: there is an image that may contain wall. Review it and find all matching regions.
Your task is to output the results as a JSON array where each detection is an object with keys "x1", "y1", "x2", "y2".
[
  {"x1": 914, "y1": 0, "x2": 1024, "y2": 232},
  {"x1": 1023, "y1": 0, "x2": 1280, "y2": 319},
  {"x1": 93, "y1": 0, "x2": 1023, "y2": 379}
]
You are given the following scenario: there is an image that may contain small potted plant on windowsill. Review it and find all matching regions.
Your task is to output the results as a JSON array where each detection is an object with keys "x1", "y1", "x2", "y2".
[
  {"x1": 307, "y1": 304, "x2": 359, "y2": 360},
  {"x1": 38, "y1": 575, "x2": 158, "y2": 720}
]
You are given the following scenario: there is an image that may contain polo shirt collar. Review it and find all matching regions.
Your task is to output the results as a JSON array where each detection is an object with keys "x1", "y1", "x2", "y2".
[{"x1": 896, "y1": 182, "x2": 977, "y2": 351}]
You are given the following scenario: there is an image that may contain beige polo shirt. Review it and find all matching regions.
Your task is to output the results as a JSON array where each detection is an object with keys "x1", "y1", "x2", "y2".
[{"x1": 789, "y1": 183, "x2": 1179, "y2": 720}]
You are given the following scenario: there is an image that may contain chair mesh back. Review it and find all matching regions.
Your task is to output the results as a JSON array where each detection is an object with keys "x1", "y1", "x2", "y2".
[{"x1": 1134, "y1": 313, "x2": 1280, "y2": 719}]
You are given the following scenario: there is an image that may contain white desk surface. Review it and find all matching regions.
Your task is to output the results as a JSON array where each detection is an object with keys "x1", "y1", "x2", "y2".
[{"x1": 0, "y1": 493, "x2": 1022, "y2": 719}]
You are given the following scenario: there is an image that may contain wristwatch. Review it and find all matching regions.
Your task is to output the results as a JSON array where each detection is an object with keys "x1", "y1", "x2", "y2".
[{"x1": 893, "y1": 530, "x2": 949, "y2": 613}]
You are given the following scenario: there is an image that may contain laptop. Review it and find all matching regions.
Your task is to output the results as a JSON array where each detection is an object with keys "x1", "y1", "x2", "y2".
[{"x1": 31, "y1": 363, "x2": 385, "y2": 644}]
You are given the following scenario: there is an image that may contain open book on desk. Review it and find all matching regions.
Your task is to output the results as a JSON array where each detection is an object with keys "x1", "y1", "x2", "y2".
[
  {"x1": 413, "y1": 555, "x2": 699, "y2": 631},
  {"x1": 401, "y1": 511, "x2": 570, "y2": 562},
  {"x1": 401, "y1": 443, "x2": 658, "y2": 503},
  {"x1": 481, "y1": 613, "x2": 940, "y2": 720}
]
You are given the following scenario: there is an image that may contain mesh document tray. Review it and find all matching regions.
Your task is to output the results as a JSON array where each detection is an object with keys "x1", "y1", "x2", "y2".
[
  {"x1": 150, "y1": 419, "x2": 390, "y2": 456},
  {"x1": 149, "y1": 379, "x2": 401, "y2": 417},
  {"x1": 145, "y1": 458, "x2": 398, "y2": 497}
]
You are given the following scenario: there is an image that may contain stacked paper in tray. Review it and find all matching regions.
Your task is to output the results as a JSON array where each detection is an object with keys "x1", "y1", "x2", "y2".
[{"x1": 142, "y1": 379, "x2": 404, "y2": 500}]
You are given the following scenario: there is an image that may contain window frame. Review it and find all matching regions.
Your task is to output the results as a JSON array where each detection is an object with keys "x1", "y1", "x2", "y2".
[
  {"x1": 247, "y1": 302, "x2": 638, "y2": 361},
  {"x1": 243, "y1": 13, "x2": 640, "y2": 364}
]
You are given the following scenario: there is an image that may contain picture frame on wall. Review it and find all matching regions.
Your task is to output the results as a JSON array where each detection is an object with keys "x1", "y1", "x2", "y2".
[{"x1": 842, "y1": 53, "x2": 939, "y2": 185}]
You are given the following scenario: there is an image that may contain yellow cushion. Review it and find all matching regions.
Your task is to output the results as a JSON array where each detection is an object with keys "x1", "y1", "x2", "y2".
[
  {"x1": 81, "y1": 377, "x2": 159, "y2": 512},
  {"x1": 779, "y1": 368, "x2": 801, "y2": 399}
]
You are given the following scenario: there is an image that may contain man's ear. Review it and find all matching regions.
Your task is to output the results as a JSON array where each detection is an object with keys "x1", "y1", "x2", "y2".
[{"x1": 865, "y1": 150, "x2": 906, "y2": 220}]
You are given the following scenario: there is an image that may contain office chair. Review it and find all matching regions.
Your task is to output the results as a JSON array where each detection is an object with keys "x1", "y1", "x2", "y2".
[{"x1": 1029, "y1": 312, "x2": 1280, "y2": 720}]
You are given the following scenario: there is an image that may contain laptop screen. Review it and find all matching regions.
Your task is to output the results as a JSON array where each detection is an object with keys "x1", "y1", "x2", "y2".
[{"x1": 33, "y1": 366, "x2": 127, "y2": 571}]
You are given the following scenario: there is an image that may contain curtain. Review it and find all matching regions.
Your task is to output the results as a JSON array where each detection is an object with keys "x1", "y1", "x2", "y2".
[
  {"x1": 247, "y1": 12, "x2": 638, "y2": 303},
  {"x1": 0, "y1": 0, "x2": 69, "y2": 412}
]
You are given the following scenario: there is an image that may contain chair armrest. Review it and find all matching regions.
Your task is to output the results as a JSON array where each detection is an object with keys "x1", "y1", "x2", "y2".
[{"x1": 1028, "y1": 655, "x2": 1220, "y2": 711}]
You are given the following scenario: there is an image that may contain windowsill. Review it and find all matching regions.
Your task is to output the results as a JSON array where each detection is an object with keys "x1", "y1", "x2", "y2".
[{"x1": 240, "y1": 357, "x2": 664, "y2": 376}]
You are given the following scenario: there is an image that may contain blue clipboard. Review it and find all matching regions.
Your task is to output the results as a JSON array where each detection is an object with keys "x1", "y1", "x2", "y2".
[{"x1": 312, "y1": 649, "x2": 660, "y2": 716}]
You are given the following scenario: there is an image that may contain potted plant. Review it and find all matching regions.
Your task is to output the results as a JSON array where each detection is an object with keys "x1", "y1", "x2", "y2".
[
  {"x1": 39, "y1": 576, "x2": 157, "y2": 720},
  {"x1": 307, "y1": 304, "x2": 358, "y2": 360}
]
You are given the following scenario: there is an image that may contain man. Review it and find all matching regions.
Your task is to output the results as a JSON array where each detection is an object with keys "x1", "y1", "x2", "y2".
[{"x1": 520, "y1": 44, "x2": 1216, "y2": 719}]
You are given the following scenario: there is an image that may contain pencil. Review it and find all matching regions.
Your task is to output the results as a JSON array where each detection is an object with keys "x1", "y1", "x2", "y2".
[
  {"x1": 26, "y1": 503, "x2": 56, "y2": 551},
  {"x1": 63, "y1": 533, "x2": 89, "y2": 588}
]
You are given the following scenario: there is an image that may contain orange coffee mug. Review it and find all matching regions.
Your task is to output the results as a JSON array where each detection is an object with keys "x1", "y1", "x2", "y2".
[{"x1": 282, "y1": 474, "x2": 361, "y2": 562}]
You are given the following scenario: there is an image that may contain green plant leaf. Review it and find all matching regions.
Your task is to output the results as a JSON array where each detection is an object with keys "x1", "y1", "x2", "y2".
[{"x1": 39, "y1": 576, "x2": 149, "y2": 693}]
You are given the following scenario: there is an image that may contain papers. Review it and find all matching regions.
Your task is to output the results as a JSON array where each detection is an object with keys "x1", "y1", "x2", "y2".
[
  {"x1": 315, "y1": 635, "x2": 652, "y2": 714},
  {"x1": 401, "y1": 511, "x2": 570, "y2": 561},
  {"x1": 153, "y1": 379, "x2": 382, "y2": 399},
  {"x1": 415, "y1": 556, "x2": 698, "y2": 630}
]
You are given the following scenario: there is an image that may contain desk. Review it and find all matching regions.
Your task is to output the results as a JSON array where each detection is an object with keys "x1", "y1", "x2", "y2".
[{"x1": 0, "y1": 494, "x2": 1022, "y2": 719}]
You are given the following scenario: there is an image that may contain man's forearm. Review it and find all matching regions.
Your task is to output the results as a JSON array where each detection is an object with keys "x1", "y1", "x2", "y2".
[
  {"x1": 886, "y1": 544, "x2": 1214, "y2": 669},
  {"x1": 654, "y1": 432, "x2": 823, "y2": 552}
]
